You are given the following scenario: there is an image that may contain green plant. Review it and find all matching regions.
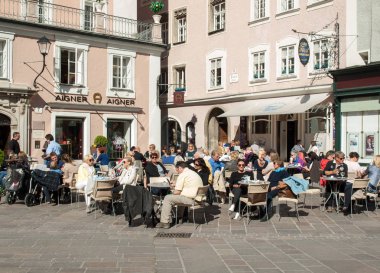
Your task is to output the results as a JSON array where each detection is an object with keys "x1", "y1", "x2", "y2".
[
  {"x1": 0, "y1": 149, "x2": 4, "y2": 166},
  {"x1": 94, "y1": 135, "x2": 108, "y2": 147},
  {"x1": 150, "y1": 1, "x2": 164, "y2": 14},
  {"x1": 0, "y1": 186, "x2": 5, "y2": 197}
]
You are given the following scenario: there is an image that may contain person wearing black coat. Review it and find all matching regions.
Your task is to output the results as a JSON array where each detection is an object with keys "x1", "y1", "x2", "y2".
[{"x1": 144, "y1": 152, "x2": 169, "y2": 196}]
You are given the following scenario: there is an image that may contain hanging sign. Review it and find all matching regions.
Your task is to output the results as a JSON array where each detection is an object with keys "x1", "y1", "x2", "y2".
[
  {"x1": 173, "y1": 91, "x2": 184, "y2": 105},
  {"x1": 298, "y1": 38, "x2": 310, "y2": 66}
]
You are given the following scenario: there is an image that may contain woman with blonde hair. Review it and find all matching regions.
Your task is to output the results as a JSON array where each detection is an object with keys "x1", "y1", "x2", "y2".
[
  {"x1": 76, "y1": 154, "x2": 96, "y2": 213},
  {"x1": 253, "y1": 149, "x2": 268, "y2": 181},
  {"x1": 361, "y1": 155, "x2": 380, "y2": 193}
]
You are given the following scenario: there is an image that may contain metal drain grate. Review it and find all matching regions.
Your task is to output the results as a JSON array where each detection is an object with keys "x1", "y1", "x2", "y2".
[{"x1": 155, "y1": 232, "x2": 192, "y2": 238}]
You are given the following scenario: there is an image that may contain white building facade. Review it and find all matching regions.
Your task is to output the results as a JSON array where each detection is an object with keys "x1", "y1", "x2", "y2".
[{"x1": 161, "y1": 0, "x2": 347, "y2": 159}]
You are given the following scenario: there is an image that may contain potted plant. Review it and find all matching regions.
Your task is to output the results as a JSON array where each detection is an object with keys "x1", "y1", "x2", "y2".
[
  {"x1": 150, "y1": 1, "x2": 164, "y2": 23},
  {"x1": 93, "y1": 135, "x2": 108, "y2": 152}
]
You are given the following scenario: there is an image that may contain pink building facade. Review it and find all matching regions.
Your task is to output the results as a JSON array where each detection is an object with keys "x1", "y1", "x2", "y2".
[
  {"x1": 0, "y1": 0, "x2": 165, "y2": 161},
  {"x1": 161, "y1": 0, "x2": 348, "y2": 159}
]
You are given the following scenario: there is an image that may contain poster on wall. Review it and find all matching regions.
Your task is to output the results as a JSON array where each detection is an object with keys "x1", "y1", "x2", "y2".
[
  {"x1": 365, "y1": 133, "x2": 375, "y2": 157},
  {"x1": 348, "y1": 133, "x2": 359, "y2": 153}
]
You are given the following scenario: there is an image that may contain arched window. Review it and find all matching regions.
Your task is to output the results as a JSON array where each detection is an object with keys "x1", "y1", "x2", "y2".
[{"x1": 162, "y1": 118, "x2": 182, "y2": 149}]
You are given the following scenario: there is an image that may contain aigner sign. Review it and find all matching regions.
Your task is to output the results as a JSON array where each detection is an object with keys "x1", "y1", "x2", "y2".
[{"x1": 55, "y1": 94, "x2": 135, "y2": 106}]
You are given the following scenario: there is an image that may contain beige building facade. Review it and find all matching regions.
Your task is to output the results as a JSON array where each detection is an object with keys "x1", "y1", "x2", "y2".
[
  {"x1": 0, "y1": 0, "x2": 165, "y2": 160},
  {"x1": 161, "y1": 0, "x2": 348, "y2": 159}
]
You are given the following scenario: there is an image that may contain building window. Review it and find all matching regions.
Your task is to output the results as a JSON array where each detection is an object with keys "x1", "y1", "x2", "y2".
[
  {"x1": 159, "y1": 67, "x2": 168, "y2": 95},
  {"x1": 251, "y1": 115, "x2": 271, "y2": 134},
  {"x1": 305, "y1": 109, "x2": 326, "y2": 134},
  {"x1": 174, "y1": 66, "x2": 186, "y2": 90},
  {"x1": 173, "y1": 9, "x2": 187, "y2": 44},
  {"x1": 209, "y1": 0, "x2": 225, "y2": 33},
  {"x1": 60, "y1": 48, "x2": 84, "y2": 85},
  {"x1": 280, "y1": 0, "x2": 294, "y2": 12},
  {"x1": 84, "y1": 1, "x2": 94, "y2": 31},
  {"x1": 55, "y1": 117, "x2": 84, "y2": 160},
  {"x1": 210, "y1": 58, "x2": 222, "y2": 89},
  {"x1": 313, "y1": 39, "x2": 330, "y2": 71},
  {"x1": 0, "y1": 33, "x2": 14, "y2": 81},
  {"x1": 112, "y1": 55, "x2": 132, "y2": 90},
  {"x1": 107, "y1": 120, "x2": 131, "y2": 159},
  {"x1": 280, "y1": 45, "x2": 295, "y2": 76},
  {"x1": 254, "y1": 0, "x2": 267, "y2": 20},
  {"x1": 253, "y1": 51, "x2": 266, "y2": 80},
  {"x1": 107, "y1": 48, "x2": 136, "y2": 98}
]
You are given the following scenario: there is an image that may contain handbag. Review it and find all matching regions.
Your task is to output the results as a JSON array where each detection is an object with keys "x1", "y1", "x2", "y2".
[{"x1": 277, "y1": 181, "x2": 296, "y2": 199}]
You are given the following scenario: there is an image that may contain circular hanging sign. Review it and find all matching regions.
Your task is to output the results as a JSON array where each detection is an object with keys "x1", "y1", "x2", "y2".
[{"x1": 298, "y1": 38, "x2": 310, "y2": 66}]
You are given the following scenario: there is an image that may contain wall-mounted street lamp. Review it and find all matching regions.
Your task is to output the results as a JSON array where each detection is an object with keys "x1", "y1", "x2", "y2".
[{"x1": 33, "y1": 36, "x2": 51, "y2": 88}]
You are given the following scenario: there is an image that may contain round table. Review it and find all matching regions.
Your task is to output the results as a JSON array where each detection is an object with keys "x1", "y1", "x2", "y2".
[{"x1": 322, "y1": 176, "x2": 348, "y2": 213}]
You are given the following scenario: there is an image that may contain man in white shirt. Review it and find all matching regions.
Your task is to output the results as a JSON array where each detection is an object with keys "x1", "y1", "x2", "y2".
[
  {"x1": 307, "y1": 140, "x2": 319, "y2": 155},
  {"x1": 157, "y1": 161, "x2": 203, "y2": 228}
]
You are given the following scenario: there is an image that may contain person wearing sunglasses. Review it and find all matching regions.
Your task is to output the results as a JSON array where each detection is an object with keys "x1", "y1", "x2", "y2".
[
  {"x1": 323, "y1": 151, "x2": 351, "y2": 214},
  {"x1": 228, "y1": 159, "x2": 254, "y2": 219},
  {"x1": 144, "y1": 152, "x2": 169, "y2": 195},
  {"x1": 76, "y1": 154, "x2": 96, "y2": 213},
  {"x1": 112, "y1": 156, "x2": 137, "y2": 193}
]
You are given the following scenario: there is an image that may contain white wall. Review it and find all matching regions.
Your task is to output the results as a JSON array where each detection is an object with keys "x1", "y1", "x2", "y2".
[{"x1": 113, "y1": 0, "x2": 136, "y2": 20}]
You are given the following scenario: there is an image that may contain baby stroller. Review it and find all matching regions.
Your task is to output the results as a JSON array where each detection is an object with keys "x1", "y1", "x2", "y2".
[
  {"x1": 3, "y1": 167, "x2": 29, "y2": 204},
  {"x1": 24, "y1": 169, "x2": 61, "y2": 206}
]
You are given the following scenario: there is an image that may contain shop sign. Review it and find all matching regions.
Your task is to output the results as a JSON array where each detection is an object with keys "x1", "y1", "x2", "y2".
[
  {"x1": 106, "y1": 98, "x2": 135, "y2": 106},
  {"x1": 174, "y1": 91, "x2": 184, "y2": 105},
  {"x1": 298, "y1": 38, "x2": 310, "y2": 66},
  {"x1": 55, "y1": 94, "x2": 88, "y2": 102}
]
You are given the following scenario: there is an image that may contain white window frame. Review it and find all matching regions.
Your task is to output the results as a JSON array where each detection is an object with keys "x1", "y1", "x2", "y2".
[
  {"x1": 206, "y1": 49, "x2": 226, "y2": 92},
  {"x1": 307, "y1": 31, "x2": 335, "y2": 75},
  {"x1": 177, "y1": 17, "x2": 187, "y2": 43},
  {"x1": 107, "y1": 48, "x2": 136, "y2": 99},
  {"x1": 249, "y1": 45, "x2": 270, "y2": 84},
  {"x1": 312, "y1": 39, "x2": 331, "y2": 72},
  {"x1": 277, "y1": 0, "x2": 299, "y2": 14},
  {"x1": 280, "y1": 45, "x2": 295, "y2": 76},
  {"x1": 54, "y1": 41, "x2": 88, "y2": 94},
  {"x1": 212, "y1": 1, "x2": 225, "y2": 31},
  {"x1": 0, "y1": 32, "x2": 14, "y2": 82},
  {"x1": 173, "y1": 65, "x2": 186, "y2": 90},
  {"x1": 83, "y1": 1, "x2": 95, "y2": 31},
  {"x1": 251, "y1": 0, "x2": 269, "y2": 21},
  {"x1": 276, "y1": 37, "x2": 298, "y2": 80}
]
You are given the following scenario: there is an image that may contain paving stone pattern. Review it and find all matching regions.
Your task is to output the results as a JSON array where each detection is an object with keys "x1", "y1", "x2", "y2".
[{"x1": 1, "y1": 196, "x2": 380, "y2": 273}]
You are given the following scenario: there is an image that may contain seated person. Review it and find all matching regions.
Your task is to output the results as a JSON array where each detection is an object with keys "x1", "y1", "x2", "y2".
[
  {"x1": 345, "y1": 152, "x2": 362, "y2": 177},
  {"x1": 360, "y1": 154, "x2": 380, "y2": 193},
  {"x1": 112, "y1": 156, "x2": 137, "y2": 193},
  {"x1": 253, "y1": 149, "x2": 268, "y2": 181},
  {"x1": 228, "y1": 159, "x2": 253, "y2": 220},
  {"x1": 96, "y1": 149, "x2": 110, "y2": 167},
  {"x1": 47, "y1": 152, "x2": 64, "y2": 173},
  {"x1": 161, "y1": 150, "x2": 175, "y2": 165},
  {"x1": 61, "y1": 154, "x2": 78, "y2": 186},
  {"x1": 261, "y1": 159, "x2": 290, "y2": 221},
  {"x1": 76, "y1": 154, "x2": 96, "y2": 213},
  {"x1": 144, "y1": 152, "x2": 169, "y2": 195},
  {"x1": 156, "y1": 161, "x2": 203, "y2": 229},
  {"x1": 323, "y1": 151, "x2": 352, "y2": 215},
  {"x1": 209, "y1": 150, "x2": 226, "y2": 203}
]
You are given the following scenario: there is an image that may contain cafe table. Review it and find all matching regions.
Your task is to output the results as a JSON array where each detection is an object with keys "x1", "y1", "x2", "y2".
[{"x1": 322, "y1": 176, "x2": 349, "y2": 213}]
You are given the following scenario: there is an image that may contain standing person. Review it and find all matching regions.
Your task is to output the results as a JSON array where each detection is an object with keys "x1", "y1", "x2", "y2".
[
  {"x1": 229, "y1": 159, "x2": 253, "y2": 220},
  {"x1": 76, "y1": 154, "x2": 96, "y2": 213},
  {"x1": 7, "y1": 132, "x2": 20, "y2": 155},
  {"x1": 253, "y1": 149, "x2": 268, "y2": 181},
  {"x1": 323, "y1": 151, "x2": 352, "y2": 214},
  {"x1": 307, "y1": 140, "x2": 319, "y2": 155},
  {"x1": 44, "y1": 134, "x2": 62, "y2": 160},
  {"x1": 156, "y1": 161, "x2": 203, "y2": 229},
  {"x1": 291, "y1": 140, "x2": 304, "y2": 154}
]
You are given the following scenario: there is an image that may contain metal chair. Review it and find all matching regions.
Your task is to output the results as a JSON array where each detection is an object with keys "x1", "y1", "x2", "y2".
[
  {"x1": 339, "y1": 178, "x2": 370, "y2": 217},
  {"x1": 239, "y1": 183, "x2": 270, "y2": 223},
  {"x1": 174, "y1": 185, "x2": 209, "y2": 227},
  {"x1": 90, "y1": 178, "x2": 117, "y2": 219}
]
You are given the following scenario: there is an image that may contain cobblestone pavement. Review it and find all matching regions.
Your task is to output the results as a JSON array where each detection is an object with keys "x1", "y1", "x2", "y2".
[{"x1": 1, "y1": 196, "x2": 380, "y2": 273}]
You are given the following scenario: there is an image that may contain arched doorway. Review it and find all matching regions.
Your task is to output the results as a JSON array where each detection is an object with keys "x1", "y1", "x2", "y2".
[
  {"x1": 0, "y1": 114, "x2": 11, "y2": 151},
  {"x1": 207, "y1": 108, "x2": 228, "y2": 149},
  {"x1": 185, "y1": 122, "x2": 195, "y2": 146},
  {"x1": 162, "y1": 118, "x2": 182, "y2": 149}
]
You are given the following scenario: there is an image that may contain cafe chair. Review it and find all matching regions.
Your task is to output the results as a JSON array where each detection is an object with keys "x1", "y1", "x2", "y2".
[
  {"x1": 149, "y1": 177, "x2": 171, "y2": 214},
  {"x1": 277, "y1": 195, "x2": 300, "y2": 221},
  {"x1": 97, "y1": 165, "x2": 109, "y2": 177},
  {"x1": 174, "y1": 185, "x2": 209, "y2": 227},
  {"x1": 90, "y1": 178, "x2": 117, "y2": 219},
  {"x1": 339, "y1": 178, "x2": 370, "y2": 217},
  {"x1": 366, "y1": 180, "x2": 380, "y2": 214},
  {"x1": 223, "y1": 170, "x2": 233, "y2": 204},
  {"x1": 239, "y1": 183, "x2": 270, "y2": 224}
]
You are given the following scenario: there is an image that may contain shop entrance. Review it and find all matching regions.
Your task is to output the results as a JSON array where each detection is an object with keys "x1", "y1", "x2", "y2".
[
  {"x1": 0, "y1": 114, "x2": 11, "y2": 152},
  {"x1": 55, "y1": 118, "x2": 84, "y2": 159},
  {"x1": 208, "y1": 108, "x2": 228, "y2": 149},
  {"x1": 276, "y1": 118, "x2": 297, "y2": 161}
]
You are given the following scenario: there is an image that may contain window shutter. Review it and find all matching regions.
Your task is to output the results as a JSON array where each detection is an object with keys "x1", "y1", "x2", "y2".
[
  {"x1": 254, "y1": 0, "x2": 259, "y2": 19},
  {"x1": 76, "y1": 49, "x2": 84, "y2": 85},
  {"x1": 54, "y1": 47, "x2": 61, "y2": 83},
  {"x1": 281, "y1": 0, "x2": 287, "y2": 11},
  {"x1": 1, "y1": 42, "x2": 6, "y2": 78}
]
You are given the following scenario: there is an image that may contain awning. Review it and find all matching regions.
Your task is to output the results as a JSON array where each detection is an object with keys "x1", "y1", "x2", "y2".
[{"x1": 218, "y1": 93, "x2": 330, "y2": 117}]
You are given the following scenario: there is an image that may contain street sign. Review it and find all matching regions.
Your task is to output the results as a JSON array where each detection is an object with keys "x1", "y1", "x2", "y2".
[{"x1": 298, "y1": 38, "x2": 310, "y2": 66}]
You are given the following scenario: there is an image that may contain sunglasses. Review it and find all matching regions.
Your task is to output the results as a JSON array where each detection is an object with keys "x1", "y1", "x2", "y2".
[
  {"x1": 194, "y1": 163, "x2": 200, "y2": 166},
  {"x1": 151, "y1": 156, "x2": 158, "y2": 159},
  {"x1": 238, "y1": 164, "x2": 245, "y2": 167},
  {"x1": 337, "y1": 157, "x2": 344, "y2": 160},
  {"x1": 89, "y1": 159, "x2": 94, "y2": 162}
]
